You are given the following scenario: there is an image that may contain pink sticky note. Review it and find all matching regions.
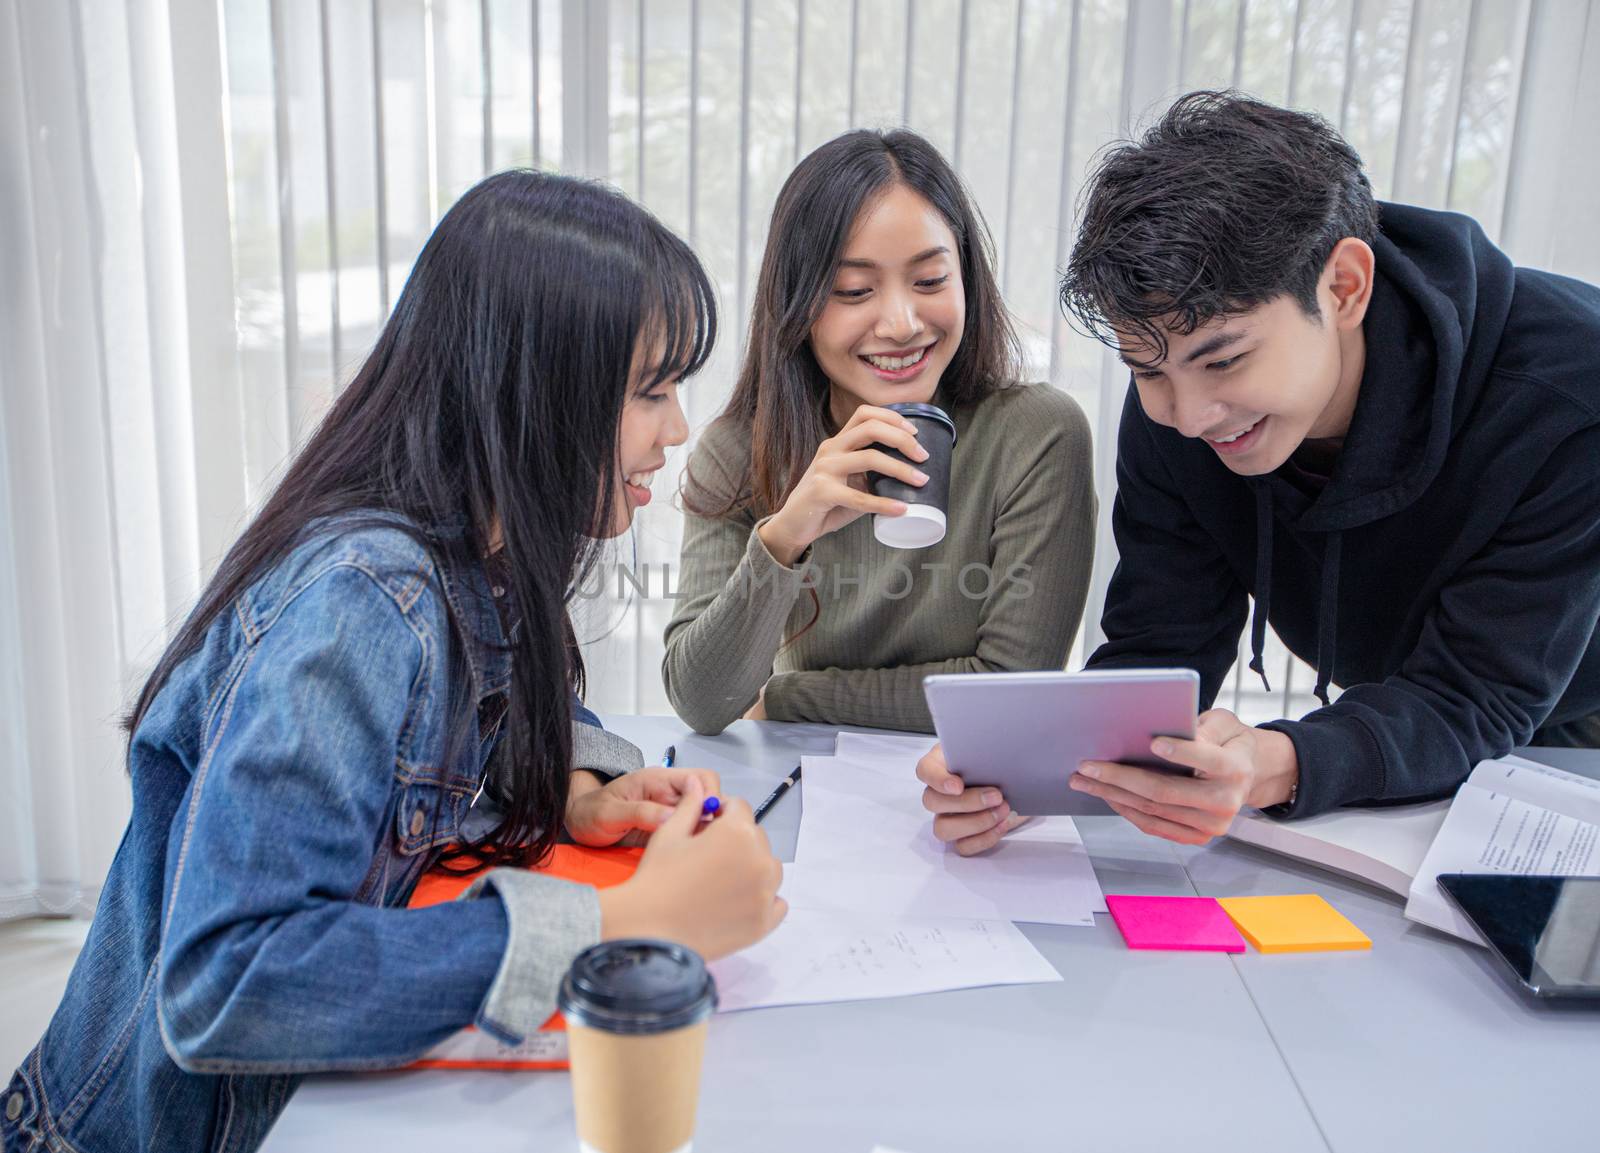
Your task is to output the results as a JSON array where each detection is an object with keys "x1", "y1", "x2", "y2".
[{"x1": 1106, "y1": 894, "x2": 1247, "y2": 953}]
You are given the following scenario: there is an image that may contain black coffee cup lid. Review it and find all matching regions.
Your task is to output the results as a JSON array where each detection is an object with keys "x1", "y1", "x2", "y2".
[
  {"x1": 884, "y1": 402, "x2": 956, "y2": 444},
  {"x1": 558, "y1": 940, "x2": 718, "y2": 1035}
]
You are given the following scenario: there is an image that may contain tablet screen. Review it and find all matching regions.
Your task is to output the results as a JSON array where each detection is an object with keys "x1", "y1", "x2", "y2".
[{"x1": 1436, "y1": 874, "x2": 1600, "y2": 998}]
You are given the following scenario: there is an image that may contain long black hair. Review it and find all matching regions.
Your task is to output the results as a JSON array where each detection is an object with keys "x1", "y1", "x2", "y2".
[
  {"x1": 684, "y1": 127, "x2": 1019, "y2": 522},
  {"x1": 126, "y1": 170, "x2": 716, "y2": 868}
]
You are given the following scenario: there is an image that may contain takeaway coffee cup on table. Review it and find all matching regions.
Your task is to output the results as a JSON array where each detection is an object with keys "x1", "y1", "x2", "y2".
[
  {"x1": 868, "y1": 402, "x2": 957, "y2": 549},
  {"x1": 558, "y1": 940, "x2": 718, "y2": 1153}
]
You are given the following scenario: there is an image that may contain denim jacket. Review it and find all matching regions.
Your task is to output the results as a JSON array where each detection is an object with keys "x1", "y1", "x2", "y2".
[{"x1": 3, "y1": 517, "x2": 643, "y2": 1153}]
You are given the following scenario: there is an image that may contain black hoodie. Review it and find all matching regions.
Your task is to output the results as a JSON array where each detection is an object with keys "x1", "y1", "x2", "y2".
[{"x1": 1087, "y1": 202, "x2": 1600, "y2": 818}]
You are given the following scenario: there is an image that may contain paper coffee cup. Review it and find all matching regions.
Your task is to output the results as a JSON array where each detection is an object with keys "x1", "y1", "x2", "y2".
[
  {"x1": 867, "y1": 402, "x2": 957, "y2": 549},
  {"x1": 559, "y1": 940, "x2": 718, "y2": 1153}
]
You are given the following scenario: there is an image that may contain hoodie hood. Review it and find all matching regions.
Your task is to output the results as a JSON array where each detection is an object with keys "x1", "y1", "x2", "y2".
[
  {"x1": 1266, "y1": 202, "x2": 1518, "y2": 534},
  {"x1": 1246, "y1": 202, "x2": 1519, "y2": 703}
]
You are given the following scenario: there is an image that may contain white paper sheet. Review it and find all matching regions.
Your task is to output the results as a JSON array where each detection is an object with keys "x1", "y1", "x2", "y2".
[
  {"x1": 831, "y1": 735, "x2": 1087, "y2": 843},
  {"x1": 708, "y1": 907, "x2": 1061, "y2": 1012},
  {"x1": 777, "y1": 861, "x2": 1080, "y2": 923},
  {"x1": 1406, "y1": 756, "x2": 1600, "y2": 943},
  {"x1": 834, "y1": 731, "x2": 939, "y2": 773},
  {"x1": 792, "y1": 753, "x2": 1105, "y2": 924}
]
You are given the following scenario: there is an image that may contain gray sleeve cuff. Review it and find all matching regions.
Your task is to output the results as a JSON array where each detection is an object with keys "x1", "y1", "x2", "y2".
[
  {"x1": 572, "y1": 722, "x2": 646, "y2": 781},
  {"x1": 746, "y1": 514, "x2": 812, "y2": 586},
  {"x1": 462, "y1": 868, "x2": 602, "y2": 1043}
]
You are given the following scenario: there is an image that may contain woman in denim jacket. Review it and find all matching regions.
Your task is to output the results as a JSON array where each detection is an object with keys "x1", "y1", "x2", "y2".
[{"x1": 3, "y1": 172, "x2": 787, "y2": 1153}]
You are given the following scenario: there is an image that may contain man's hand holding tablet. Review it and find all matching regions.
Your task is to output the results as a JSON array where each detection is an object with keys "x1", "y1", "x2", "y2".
[
  {"x1": 919, "y1": 705, "x2": 1303, "y2": 851},
  {"x1": 916, "y1": 746, "x2": 1031, "y2": 856},
  {"x1": 1068, "y1": 708, "x2": 1301, "y2": 845}
]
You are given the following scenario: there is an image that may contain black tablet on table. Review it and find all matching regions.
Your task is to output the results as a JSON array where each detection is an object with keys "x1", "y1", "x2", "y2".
[{"x1": 1436, "y1": 873, "x2": 1600, "y2": 1000}]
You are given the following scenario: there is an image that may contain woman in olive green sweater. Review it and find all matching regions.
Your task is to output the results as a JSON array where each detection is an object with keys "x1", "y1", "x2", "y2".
[{"x1": 664, "y1": 128, "x2": 1096, "y2": 734}]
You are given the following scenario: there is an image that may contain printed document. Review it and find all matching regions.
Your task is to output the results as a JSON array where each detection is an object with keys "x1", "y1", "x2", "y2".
[{"x1": 1407, "y1": 756, "x2": 1600, "y2": 943}]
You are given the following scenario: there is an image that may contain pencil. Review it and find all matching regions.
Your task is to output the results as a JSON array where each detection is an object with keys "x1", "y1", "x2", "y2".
[{"x1": 753, "y1": 765, "x2": 802, "y2": 825}]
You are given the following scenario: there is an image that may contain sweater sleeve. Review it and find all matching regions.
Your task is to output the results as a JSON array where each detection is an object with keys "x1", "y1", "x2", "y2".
[
  {"x1": 763, "y1": 388, "x2": 1099, "y2": 732},
  {"x1": 1086, "y1": 386, "x2": 1249, "y2": 708},
  {"x1": 1264, "y1": 423, "x2": 1600, "y2": 816},
  {"x1": 662, "y1": 431, "x2": 810, "y2": 734}
]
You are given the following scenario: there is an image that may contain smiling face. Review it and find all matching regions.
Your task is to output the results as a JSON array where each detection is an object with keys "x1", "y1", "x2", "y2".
[
  {"x1": 1118, "y1": 239, "x2": 1373, "y2": 476},
  {"x1": 603, "y1": 338, "x2": 690, "y2": 538},
  {"x1": 809, "y1": 183, "x2": 966, "y2": 425}
]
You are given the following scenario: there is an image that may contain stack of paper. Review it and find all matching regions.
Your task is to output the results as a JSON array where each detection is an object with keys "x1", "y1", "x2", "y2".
[
  {"x1": 788, "y1": 750, "x2": 1106, "y2": 926},
  {"x1": 709, "y1": 909, "x2": 1062, "y2": 1012},
  {"x1": 709, "y1": 730, "x2": 1103, "y2": 1012}
]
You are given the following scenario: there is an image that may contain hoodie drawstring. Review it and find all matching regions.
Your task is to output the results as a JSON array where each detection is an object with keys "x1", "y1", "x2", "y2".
[
  {"x1": 1313, "y1": 532, "x2": 1342, "y2": 706},
  {"x1": 1249, "y1": 485, "x2": 1273, "y2": 694},
  {"x1": 1249, "y1": 482, "x2": 1343, "y2": 708}
]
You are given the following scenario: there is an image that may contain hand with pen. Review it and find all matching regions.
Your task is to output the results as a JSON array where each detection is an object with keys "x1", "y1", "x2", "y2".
[
  {"x1": 597, "y1": 775, "x2": 788, "y2": 961},
  {"x1": 564, "y1": 766, "x2": 725, "y2": 849}
]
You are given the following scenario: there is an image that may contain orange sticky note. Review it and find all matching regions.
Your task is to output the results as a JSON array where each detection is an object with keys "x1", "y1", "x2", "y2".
[{"x1": 1216, "y1": 894, "x2": 1371, "y2": 954}]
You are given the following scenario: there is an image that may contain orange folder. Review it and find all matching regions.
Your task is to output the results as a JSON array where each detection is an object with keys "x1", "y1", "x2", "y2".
[{"x1": 406, "y1": 844, "x2": 643, "y2": 1071}]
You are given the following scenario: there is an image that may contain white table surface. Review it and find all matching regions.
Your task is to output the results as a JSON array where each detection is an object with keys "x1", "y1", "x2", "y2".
[{"x1": 261, "y1": 717, "x2": 1600, "y2": 1153}]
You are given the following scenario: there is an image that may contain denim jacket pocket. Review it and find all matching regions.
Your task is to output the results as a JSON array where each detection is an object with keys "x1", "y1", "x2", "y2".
[
  {"x1": 393, "y1": 769, "x2": 476, "y2": 858},
  {"x1": 54, "y1": 959, "x2": 161, "y2": 1136},
  {"x1": 372, "y1": 773, "x2": 472, "y2": 908}
]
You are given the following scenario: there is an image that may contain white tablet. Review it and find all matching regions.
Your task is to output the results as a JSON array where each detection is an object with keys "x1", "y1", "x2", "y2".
[{"x1": 922, "y1": 669, "x2": 1200, "y2": 816}]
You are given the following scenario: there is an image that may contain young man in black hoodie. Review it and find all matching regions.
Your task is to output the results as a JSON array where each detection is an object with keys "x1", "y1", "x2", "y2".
[{"x1": 917, "y1": 91, "x2": 1600, "y2": 853}]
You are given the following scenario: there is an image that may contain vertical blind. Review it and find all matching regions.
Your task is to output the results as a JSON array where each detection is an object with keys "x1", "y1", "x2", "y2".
[{"x1": 3, "y1": 0, "x2": 1598, "y2": 916}]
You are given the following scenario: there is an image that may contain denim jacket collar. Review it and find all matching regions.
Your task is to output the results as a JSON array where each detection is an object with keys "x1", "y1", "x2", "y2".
[{"x1": 432, "y1": 535, "x2": 513, "y2": 700}]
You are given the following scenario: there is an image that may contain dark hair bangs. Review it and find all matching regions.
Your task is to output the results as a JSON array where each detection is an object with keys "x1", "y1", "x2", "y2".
[{"x1": 640, "y1": 229, "x2": 719, "y2": 389}]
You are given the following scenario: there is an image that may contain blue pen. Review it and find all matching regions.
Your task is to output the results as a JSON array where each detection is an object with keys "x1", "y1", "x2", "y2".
[{"x1": 662, "y1": 744, "x2": 676, "y2": 768}]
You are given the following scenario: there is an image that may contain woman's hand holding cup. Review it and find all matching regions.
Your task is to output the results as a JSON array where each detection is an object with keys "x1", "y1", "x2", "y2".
[
  {"x1": 756, "y1": 405, "x2": 929, "y2": 567},
  {"x1": 917, "y1": 743, "x2": 1029, "y2": 856}
]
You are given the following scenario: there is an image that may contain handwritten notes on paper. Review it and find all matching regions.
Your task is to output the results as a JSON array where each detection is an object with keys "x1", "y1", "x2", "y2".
[
  {"x1": 707, "y1": 730, "x2": 1089, "y2": 1012},
  {"x1": 710, "y1": 908, "x2": 1061, "y2": 1012}
]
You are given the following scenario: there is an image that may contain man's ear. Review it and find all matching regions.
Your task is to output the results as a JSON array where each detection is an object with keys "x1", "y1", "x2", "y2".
[{"x1": 1323, "y1": 237, "x2": 1375, "y2": 331}]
